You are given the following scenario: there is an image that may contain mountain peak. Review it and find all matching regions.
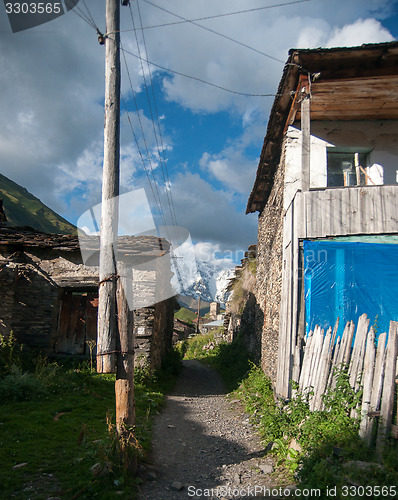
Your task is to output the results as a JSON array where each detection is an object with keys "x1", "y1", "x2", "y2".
[{"x1": 180, "y1": 260, "x2": 234, "y2": 306}]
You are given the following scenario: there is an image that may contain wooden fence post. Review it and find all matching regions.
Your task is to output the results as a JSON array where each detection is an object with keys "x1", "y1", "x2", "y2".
[
  {"x1": 377, "y1": 321, "x2": 398, "y2": 452},
  {"x1": 359, "y1": 327, "x2": 376, "y2": 443}
]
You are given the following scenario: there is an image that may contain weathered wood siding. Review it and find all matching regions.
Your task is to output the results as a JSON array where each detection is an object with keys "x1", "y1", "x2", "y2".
[{"x1": 304, "y1": 186, "x2": 398, "y2": 238}]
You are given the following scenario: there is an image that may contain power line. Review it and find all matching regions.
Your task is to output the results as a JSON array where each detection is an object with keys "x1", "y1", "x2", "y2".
[
  {"x1": 125, "y1": 5, "x2": 173, "y2": 235},
  {"x1": 123, "y1": 0, "x2": 311, "y2": 31},
  {"x1": 120, "y1": 41, "x2": 169, "y2": 229},
  {"x1": 65, "y1": 0, "x2": 99, "y2": 31},
  {"x1": 134, "y1": 0, "x2": 179, "y2": 230},
  {"x1": 142, "y1": 0, "x2": 285, "y2": 64},
  {"x1": 120, "y1": 47, "x2": 278, "y2": 97}
]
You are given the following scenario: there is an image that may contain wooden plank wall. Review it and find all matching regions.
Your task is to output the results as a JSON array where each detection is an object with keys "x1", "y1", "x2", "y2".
[
  {"x1": 296, "y1": 315, "x2": 398, "y2": 446},
  {"x1": 276, "y1": 185, "x2": 398, "y2": 399},
  {"x1": 304, "y1": 186, "x2": 398, "y2": 238}
]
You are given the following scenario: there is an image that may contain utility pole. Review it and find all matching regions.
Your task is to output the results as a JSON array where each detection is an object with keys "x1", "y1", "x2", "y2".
[
  {"x1": 196, "y1": 294, "x2": 201, "y2": 334},
  {"x1": 97, "y1": 0, "x2": 135, "y2": 455},
  {"x1": 97, "y1": 0, "x2": 120, "y2": 375}
]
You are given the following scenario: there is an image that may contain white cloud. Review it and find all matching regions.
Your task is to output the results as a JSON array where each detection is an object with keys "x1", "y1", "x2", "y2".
[
  {"x1": 326, "y1": 18, "x2": 395, "y2": 47},
  {"x1": 170, "y1": 171, "x2": 257, "y2": 251},
  {"x1": 0, "y1": 0, "x2": 396, "y2": 252},
  {"x1": 200, "y1": 151, "x2": 257, "y2": 195},
  {"x1": 296, "y1": 18, "x2": 395, "y2": 48},
  {"x1": 193, "y1": 241, "x2": 240, "y2": 269}
]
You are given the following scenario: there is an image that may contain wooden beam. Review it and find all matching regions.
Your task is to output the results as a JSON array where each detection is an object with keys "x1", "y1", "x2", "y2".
[
  {"x1": 377, "y1": 321, "x2": 398, "y2": 451},
  {"x1": 301, "y1": 77, "x2": 311, "y2": 192}
]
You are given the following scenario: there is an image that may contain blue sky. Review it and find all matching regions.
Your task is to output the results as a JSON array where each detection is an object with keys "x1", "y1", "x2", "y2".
[{"x1": 1, "y1": 0, "x2": 398, "y2": 268}]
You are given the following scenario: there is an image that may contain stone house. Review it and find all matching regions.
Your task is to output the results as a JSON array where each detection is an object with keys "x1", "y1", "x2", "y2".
[
  {"x1": 246, "y1": 42, "x2": 398, "y2": 397},
  {"x1": 0, "y1": 217, "x2": 175, "y2": 369}
]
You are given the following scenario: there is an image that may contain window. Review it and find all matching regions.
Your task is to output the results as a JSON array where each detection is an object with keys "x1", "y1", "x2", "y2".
[{"x1": 327, "y1": 150, "x2": 369, "y2": 187}]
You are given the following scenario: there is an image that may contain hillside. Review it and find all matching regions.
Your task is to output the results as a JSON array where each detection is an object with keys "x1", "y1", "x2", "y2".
[
  {"x1": 0, "y1": 173, "x2": 76, "y2": 234},
  {"x1": 177, "y1": 295, "x2": 211, "y2": 315},
  {"x1": 174, "y1": 307, "x2": 197, "y2": 325}
]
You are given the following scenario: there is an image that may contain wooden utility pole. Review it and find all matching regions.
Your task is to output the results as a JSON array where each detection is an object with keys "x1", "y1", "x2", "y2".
[
  {"x1": 196, "y1": 294, "x2": 201, "y2": 334},
  {"x1": 301, "y1": 76, "x2": 311, "y2": 192},
  {"x1": 97, "y1": 0, "x2": 135, "y2": 448},
  {"x1": 97, "y1": 0, "x2": 121, "y2": 374}
]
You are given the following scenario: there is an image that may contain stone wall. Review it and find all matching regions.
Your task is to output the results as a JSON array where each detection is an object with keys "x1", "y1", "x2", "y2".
[
  {"x1": 0, "y1": 250, "x2": 61, "y2": 352},
  {"x1": 255, "y1": 140, "x2": 286, "y2": 385},
  {"x1": 0, "y1": 245, "x2": 175, "y2": 368},
  {"x1": 224, "y1": 245, "x2": 261, "y2": 363},
  {"x1": 134, "y1": 299, "x2": 174, "y2": 370}
]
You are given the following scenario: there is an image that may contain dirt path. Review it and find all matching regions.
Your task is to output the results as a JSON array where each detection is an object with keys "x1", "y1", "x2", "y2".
[{"x1": 138, "y1": 360, "x2": 289, "y2": 499}]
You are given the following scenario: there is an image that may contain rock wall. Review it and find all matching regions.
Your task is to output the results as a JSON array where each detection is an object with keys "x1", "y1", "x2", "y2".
[
  {"x1": 134, "y1": 299, "x2": 174, "y2": 370},
  {"x1": 0, "y1": 247, "x2": 175, "y2": 369},
  {"x1": 0, "y1": 254, "x2": 59, "y2": 351},
  {"x1": 255, "y1": 141, "x2": 286, "y2": 385},
  {"x1": 224, "y1": 245, "x2": 261, "y2": 362}
]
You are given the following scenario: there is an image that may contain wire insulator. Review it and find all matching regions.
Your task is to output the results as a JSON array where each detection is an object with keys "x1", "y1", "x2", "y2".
[{"x1": 97, "y1": 29, "x2": 105, "y2": 45}]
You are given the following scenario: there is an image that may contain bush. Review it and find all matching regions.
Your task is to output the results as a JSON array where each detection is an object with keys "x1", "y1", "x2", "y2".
[
  {"x1": 0, "y1": 365, "x2": 49, "y2": 401},
  {"x1": 180, "y1": 332, "x2": 252, "y2": 391},
  {"x1": 209, "y1": 336, "x2": 252, "y2": 391},
  {"x1": 0, "y1": 331, "x2": 22, "y2": 377},
  {"x1": 182, "y1": 332, "x2": 216, "y2": 359},
  {"x1": 236, "y1": 363, "x2": 398, "y2": 491}
]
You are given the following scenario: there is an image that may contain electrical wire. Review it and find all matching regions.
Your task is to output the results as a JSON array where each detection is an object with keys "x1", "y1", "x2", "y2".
[
  {"x1": 120, "y1": 47, "x2": 279, "y2": 97},
  {"x1": 134, "y1": 0, "x2": 179, "y2": 230},
  {"x1": 65, "y1": 0, "x2": 99, "y2": 31},
  {"x1": 123, "y1": 0, "x2": 311, "y2": 31},
  {"x1": 120, "y1": 41, "x2": 169, "y2": 231},
  {"x1": 142, "y1": 0, "x2": 285, "y2": 64},
  {"x1": 135, "y1": 0, "x2": 183, "y2": 289}
]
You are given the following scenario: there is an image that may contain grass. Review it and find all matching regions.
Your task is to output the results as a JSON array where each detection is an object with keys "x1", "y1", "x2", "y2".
[
  {"x1": 236, "y1": 364, "x2": 398, "y2": 497},
  {"x1": 174, "y1": 306, "x2": 196, "y2": 325},
  {"x1": 179, "y1": 331, "x2": 253, "y2": 392},
  {"x1": 0, "y1": 172, "x2": 76, "y2": 234},
  {"x1": 0, "y1": 344, "x2": 182, "y2": 499}
]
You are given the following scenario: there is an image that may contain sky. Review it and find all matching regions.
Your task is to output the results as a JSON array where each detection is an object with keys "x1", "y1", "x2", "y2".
[{"x1": 1, "y1": 0, "x2": 398, "y2": 270}]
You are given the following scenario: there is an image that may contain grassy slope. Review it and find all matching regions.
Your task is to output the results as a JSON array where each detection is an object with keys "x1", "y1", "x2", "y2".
[
  {"x1": 0, "y1": 173, "x2": 76, "y2": 234},
  {"x1": 0, "y1": 357, "x2": 179, "y2": 499},
  {"x1": 174, "y1": 306, "x2": 196, "y2": 325},
  {"x1": 177, "y1": 295, "x2": 211, "y2": 315}
]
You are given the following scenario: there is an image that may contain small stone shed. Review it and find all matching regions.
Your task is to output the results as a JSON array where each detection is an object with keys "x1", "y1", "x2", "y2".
[{"x1": 0, "y1": 222, "x2": 175, "y2": 369}]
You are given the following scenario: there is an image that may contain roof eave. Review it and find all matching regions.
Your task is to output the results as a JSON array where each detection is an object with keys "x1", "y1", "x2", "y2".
[{"x1": 246, "y1": 53, "x2": 300, "y2": 214}]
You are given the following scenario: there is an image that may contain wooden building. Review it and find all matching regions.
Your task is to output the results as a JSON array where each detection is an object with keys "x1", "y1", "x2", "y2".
[
  {"x1": 247, "y1": 42, "x2": 398, "y2": 397},
  {"x1": 0, "y1": 219, "x2": 175, "y2": 369}
]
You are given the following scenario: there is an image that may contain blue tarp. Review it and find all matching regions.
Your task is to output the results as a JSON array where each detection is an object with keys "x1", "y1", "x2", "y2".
[{"x1": 304, "y1": 240, "x2": 398, "y2": 338}]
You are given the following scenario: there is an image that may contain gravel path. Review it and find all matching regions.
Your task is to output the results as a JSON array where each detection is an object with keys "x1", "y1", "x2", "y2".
[{"x1": 138, "y1": 360, "x2": 289, "y2": 499}]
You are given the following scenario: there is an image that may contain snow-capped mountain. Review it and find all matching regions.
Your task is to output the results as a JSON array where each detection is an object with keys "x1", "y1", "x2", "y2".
[{"x1": 180, "y1": 261, "x2": 234, "y2": 306}]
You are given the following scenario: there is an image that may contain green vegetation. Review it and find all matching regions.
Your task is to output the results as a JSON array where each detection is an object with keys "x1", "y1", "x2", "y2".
[
  {"x1": 237, "y1": 364, "x2": 398, "y2": 496},
  {"x1": 0, "y1": 172, "x2": 76, "y2": 234},
  {"x1": 174, "y1": 306, "x2": 196, "y2": 325},
  {"x1": 0, "y1": 334, "x2": 182, "y2": 499},
  {"x1": 179, "y1": 331, "x2": 252, "y2": 392},
  {"x1": 182, "y1": 332, "x2": 398, "y2": 496},
  {"x1": 229, "y1": 257, "x2": 256, "y2": 316}
]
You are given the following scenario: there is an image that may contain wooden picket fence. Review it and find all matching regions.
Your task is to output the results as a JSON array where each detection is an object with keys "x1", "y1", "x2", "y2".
[{"x1": 293, "y1": 314, "x2": 398, "y2": 449}]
